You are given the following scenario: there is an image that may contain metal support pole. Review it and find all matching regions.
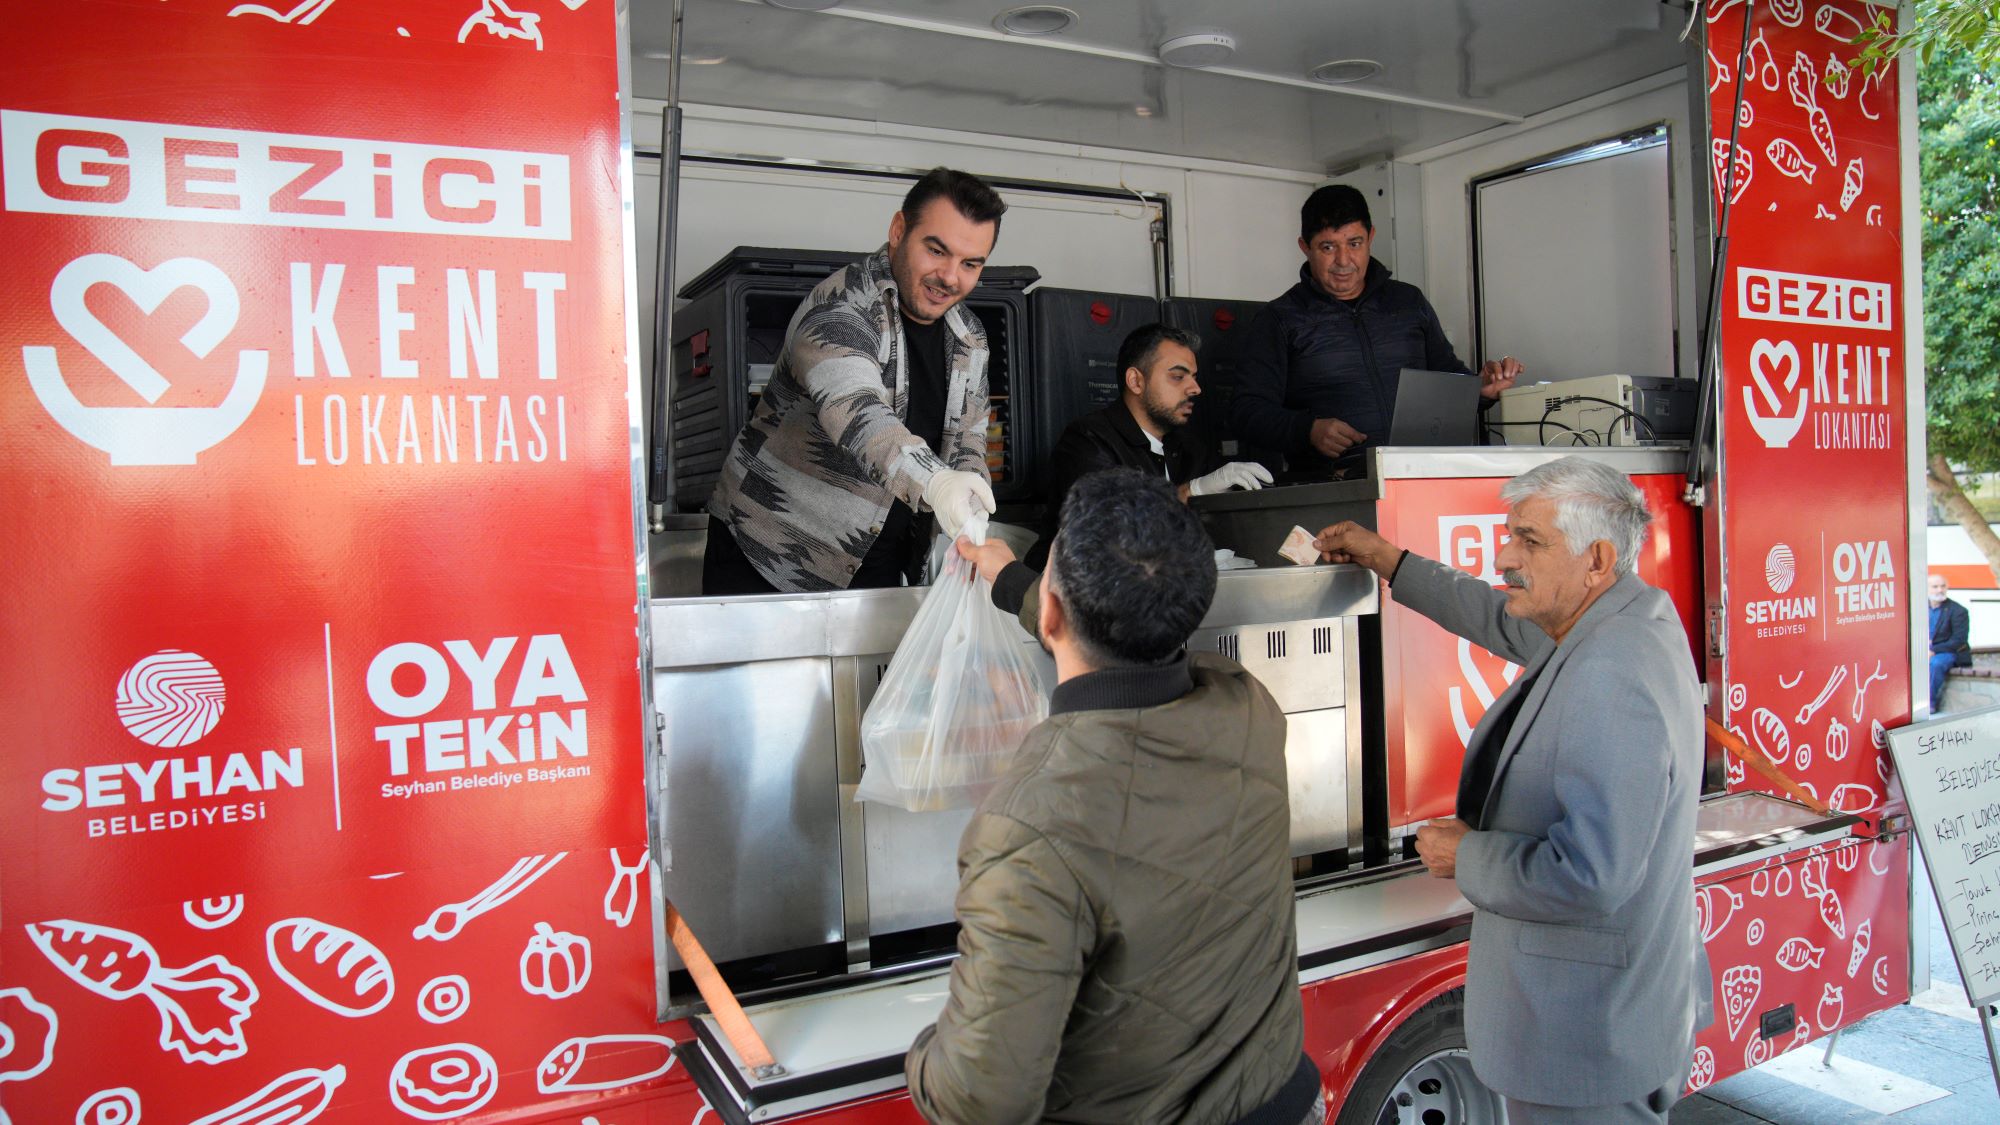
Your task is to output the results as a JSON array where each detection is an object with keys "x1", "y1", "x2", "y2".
[
  {"x1": 1981, "y1": 1005, "x2": 2000, "y2": 1099},
  {"x1": 646, "y1": 0, "x2": 687, "y2": 532},
  {"x1": 1820, "y1": 1027, "x2": 1841, "y2": 1068}
]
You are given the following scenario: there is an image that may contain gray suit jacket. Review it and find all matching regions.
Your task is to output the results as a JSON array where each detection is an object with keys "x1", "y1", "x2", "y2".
[{"x1": 1392, "y1": 557, "x2": 1709, "y2": 1107}]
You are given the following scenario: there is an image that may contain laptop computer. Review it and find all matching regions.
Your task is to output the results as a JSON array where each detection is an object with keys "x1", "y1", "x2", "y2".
[{"x1": 1388, "y1": 368, "x2": 1482, "y2": 446}]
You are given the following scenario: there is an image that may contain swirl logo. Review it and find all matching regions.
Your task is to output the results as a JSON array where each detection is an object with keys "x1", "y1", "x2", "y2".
[
  {"x1": 116, "y1": 650, "x2": 225, "y2": 747},
  {"x1": 1764, "y1": 543, "x2": 1796, "y2": 593}
]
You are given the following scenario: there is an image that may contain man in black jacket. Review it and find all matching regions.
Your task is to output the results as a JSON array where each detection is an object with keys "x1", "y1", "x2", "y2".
[
  {"x1": 1231, "y1": 184, "x2": 1523, "y2": 476},
  {"x1": 1929, "y1": 573, "x2": 1974, "y2": 713},
  {"x1": 1024, "y1": 323, "x2": 1271, "y2": 570}
]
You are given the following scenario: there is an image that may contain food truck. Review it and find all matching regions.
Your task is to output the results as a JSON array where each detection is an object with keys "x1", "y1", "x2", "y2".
[{"x1": 0, "y1": 1, "x2": 1929, "y2": 1122}]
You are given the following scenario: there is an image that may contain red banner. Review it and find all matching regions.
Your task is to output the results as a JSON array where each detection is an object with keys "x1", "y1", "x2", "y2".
[
  {"x1": 0, "y1": 3, "x2": 666, "y2": 1120},
  {"x1": 1706, "y1": 0, "x2": 1910, "y2": 819},
  {"x1": 1376, "y1": 471, "x2": 1702, "y2": 831}
]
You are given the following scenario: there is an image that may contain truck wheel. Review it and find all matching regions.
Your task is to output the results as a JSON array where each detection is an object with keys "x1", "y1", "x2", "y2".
[{"x1": 1334, "y1": 988, "x2": 1505, "y2": 1125}]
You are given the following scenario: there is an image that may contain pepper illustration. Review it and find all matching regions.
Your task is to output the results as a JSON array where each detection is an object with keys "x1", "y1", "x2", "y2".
[
  {"x1": 28, "y1": 918, "x2": 257, "y2": 1064},
  {"x1": 520, "y1": 922, "x2": 592, "y2": 1000}
]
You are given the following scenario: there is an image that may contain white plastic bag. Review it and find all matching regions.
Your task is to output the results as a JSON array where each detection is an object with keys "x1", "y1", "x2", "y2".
[{"x1": 856, "y1": 549, "x2": 1048, "y2": 812}]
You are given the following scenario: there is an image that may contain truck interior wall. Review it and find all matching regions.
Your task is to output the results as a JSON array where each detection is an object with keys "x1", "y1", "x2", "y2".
[
  {"x1": 1405, "y1": 72, "x2": 1702, "y2": 382},
  {"x1": 628, "y1": 100, "x2": 1324, "y2": 399}
]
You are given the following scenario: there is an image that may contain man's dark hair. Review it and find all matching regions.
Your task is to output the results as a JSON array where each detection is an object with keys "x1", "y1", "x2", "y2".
[
  {"x1": 902, "y1": 167, "x2": 1007, "y2": 235},
  {"x1": 1049, "y1": 469, "x2": 1217, "y2": 667},
  {"x1": 1115, "y1": 323, "x2": 1201, "y2": 384},
  {"x1": 1300, "y1": 183, "x2": 1372, "y2": 241}
]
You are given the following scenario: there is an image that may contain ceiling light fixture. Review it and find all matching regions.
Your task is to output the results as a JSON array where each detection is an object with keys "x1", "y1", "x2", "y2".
[
  {"x1": 1157, "y1": 31, "x2": 1236, "y2": 68},
  {"x1": 1308, "y1": 58, "x2": 1383, "y2": 85},
  {"x1": 993, "y1": 5, "x2": 1077, "y2": 36},
  {"x1": 762, "y1": 0, "x2": 844, "y2": 11},
  {"x1": 1134, "y1": 105, "x2": 1154, "y2": 117}
]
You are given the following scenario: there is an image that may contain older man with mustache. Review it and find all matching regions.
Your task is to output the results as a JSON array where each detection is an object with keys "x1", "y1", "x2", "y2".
[{"x1": 1316, "y1": 456, "x2": 1709, "y2": 1124}]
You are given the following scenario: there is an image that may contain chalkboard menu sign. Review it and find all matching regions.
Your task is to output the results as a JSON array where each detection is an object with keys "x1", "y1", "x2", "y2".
[{"x1": 1885, "y1": 705, "x2": 2000, "y2": 1008}]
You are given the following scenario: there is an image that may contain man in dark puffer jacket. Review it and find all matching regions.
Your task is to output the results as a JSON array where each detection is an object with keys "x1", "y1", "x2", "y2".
[
  {"x1": 1230, "y1": 184, "x2": 1523, "y2": 476},
  {"x1": 907, "y1": 469, "x2": 1323, "y2": 1124}
]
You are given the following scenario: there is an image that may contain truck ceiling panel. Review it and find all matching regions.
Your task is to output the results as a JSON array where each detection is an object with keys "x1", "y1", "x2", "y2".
[{"x1": 634, "y1": 0, "x2": 1688, "y2": 172}]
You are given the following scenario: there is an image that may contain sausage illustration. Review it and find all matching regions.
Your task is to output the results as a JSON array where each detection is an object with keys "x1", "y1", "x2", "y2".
[
  {"x1": 1815, "y1": 3, "x2": 1864, "y2": 43},
  {"x1": 191, "y1": 1065, "x2": 346, "y2": 1125},
  {"x1": 536, "y1": 1033, "x2": 678, "y2": 1093}
]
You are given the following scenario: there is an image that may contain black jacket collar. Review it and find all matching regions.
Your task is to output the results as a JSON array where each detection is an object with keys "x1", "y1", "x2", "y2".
[{"x1": 1049, "y1": 654, "x2": 1194, "y2": 715}]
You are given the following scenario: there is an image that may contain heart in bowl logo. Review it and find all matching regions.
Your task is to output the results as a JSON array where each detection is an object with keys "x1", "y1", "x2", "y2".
[
  {"x1": 1742, "y1": 338, "x2": 1809, "y2": 449},
  {"x1": 22, "y1": 254, "x2": 267, "y2": 466}
]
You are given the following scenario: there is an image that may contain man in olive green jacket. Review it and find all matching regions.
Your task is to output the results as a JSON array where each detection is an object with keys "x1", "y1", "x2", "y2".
[{"x1": 906, "y1": 469, "x2": 1321, "y2": 1124}]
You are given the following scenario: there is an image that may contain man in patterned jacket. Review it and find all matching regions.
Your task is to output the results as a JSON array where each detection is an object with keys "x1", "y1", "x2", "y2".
[{"x1": 703, "y1": 168, "x2": 1005, "y2": 593}]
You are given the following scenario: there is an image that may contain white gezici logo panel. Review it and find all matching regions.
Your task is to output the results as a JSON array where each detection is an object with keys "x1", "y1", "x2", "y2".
[
  {"x1": 4, "y1": 110, "x2": 572, "y2": 468},
  {"x1": 1735, "y1": 266, "x2": 1895, "y2": 452}
]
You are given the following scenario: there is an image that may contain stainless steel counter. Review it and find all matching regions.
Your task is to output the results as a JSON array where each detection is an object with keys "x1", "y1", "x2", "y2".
[{"x1": 648, "y1": 564, "x2": 1380, "y2": 1006}]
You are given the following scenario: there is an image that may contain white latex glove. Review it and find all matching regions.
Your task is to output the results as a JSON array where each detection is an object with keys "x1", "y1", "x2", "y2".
[
  {"x1": 923, "y1": 468, "x2": 996, "y2": 540},
  {"x1": 1187, "y1": 461, "x2": 1275, "y2": 497}
]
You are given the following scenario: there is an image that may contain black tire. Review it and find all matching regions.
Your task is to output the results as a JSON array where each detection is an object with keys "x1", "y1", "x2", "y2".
[{"x1": 1333, "y1": 988, "x2": 1504, "y2": 1125}]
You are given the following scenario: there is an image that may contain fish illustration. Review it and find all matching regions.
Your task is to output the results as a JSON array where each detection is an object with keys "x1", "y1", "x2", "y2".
[{"x1": 1776, "y1": 937, "x2": 1825, "y2": 971}]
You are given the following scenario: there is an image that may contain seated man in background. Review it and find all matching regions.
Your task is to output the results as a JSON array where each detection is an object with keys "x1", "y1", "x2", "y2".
[
  {"x1": 1024, "y1": 323, "x2": 1270, "y2": 571},
  {"x1": 1929, "y1": 573, "x2": 1973, "y2": 713},
  {"x1": 909, "y1": 469, "x2": 1322, "y2": 1125}
]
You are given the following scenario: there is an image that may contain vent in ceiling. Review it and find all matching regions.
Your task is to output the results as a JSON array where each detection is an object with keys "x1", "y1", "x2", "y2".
[
  {"x1": 993, "y1": 5, "x2": 1077, "y2": 36},
  {"x1": 1309, "y1": 58, "x2": 1383, "y2": 85}
]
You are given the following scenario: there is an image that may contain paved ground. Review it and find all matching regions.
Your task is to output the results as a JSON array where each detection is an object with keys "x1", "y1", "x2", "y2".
[{"x1": 1676, "y1": 885, "x2": 1999, "y2": 1122}]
